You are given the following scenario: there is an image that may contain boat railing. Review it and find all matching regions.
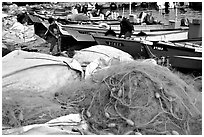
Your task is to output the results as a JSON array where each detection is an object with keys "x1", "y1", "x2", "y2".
[
  {"x1": 158, "y1": 41, "x2": 202, "y2": 51},
  {"x1": 183, "y1": 44, "x2": 202, "y2": 50},
  {"x1": 184, "y1": 42, "x2": 201, "y2": 48}
]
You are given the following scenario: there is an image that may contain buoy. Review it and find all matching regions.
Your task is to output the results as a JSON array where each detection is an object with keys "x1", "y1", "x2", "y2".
[
  {"x1": 126, "y1": 119, "x2": 134, "y2": 126},
  {"x1": 155, "y1": 92, "x2": 160, "y2": 98},
  {"x1": 172, "y1": 130, "x2": 179, "y2": 135},
  {"x1": 118, "y1": 89, "x2": 123, "y2": 97},
  {"x1": 111, "y1": 87, "x2": 116, "y2": 92},
  {"x1": 18, "y1": 111, "x2": 24, "y2": 121},
  {"x1": 135, "y1": 132, "x2": 142, "y2": 135},
  {"x1": 107, "y1": 123, "x2": 116, "y2": 128},
  {"x1": 86, "y1": 110, "x2": 91, "y2": 118},
  {"x1": 105, "y1": 112, "x2": 110, "y2": 118}
]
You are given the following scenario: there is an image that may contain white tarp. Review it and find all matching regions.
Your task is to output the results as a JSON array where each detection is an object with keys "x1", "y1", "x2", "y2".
[
  {"x1": 2, "y1": 114, "x2": 91, "y2": 135},
  {"x1": 3, "y1": 50, "x2": 83, "y2": 93},
  {"x1": 73, "y1": 45, "x2": 134, "y2": 79},
  {"x1": 73, "y1": 45, "x2": 134, "y2": 65}
]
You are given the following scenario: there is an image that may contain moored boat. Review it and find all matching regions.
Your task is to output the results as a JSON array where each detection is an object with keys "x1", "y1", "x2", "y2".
[
  {"x1": 92, "y1": 33, "x2": 202, "y2": 70},
  {"x1": 60, "y1": 23, "x2": 189, "y2": 41},
  {"x1": 92, "y1": 34, "x2": 150, "y2": 59},
  {"x1": 32, "y1": 12, "x2": 189, "y2": 33},
  {"x1": 143, "y1": 40, "x2": 202, "y2": 70},
  {"x1": 33, "y1": 21, "x2": 97, "y2": 51},
  {"x1": 170, "y1": 56, "x2": 202, "y2": 71}
]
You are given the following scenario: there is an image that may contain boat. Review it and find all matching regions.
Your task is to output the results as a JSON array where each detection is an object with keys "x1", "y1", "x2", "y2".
[
  {"x1": 30, "y1": 13, "x2": 188, "y2": 53},
  {"x1": 31, "y1": 10, "x2": 201, "y2": 43},
  {"x1": 32, "y1": 13, "x2": 202, "y2": 71},
  {"x1": 29, "y1": 1, "x2": 192, "y2": 33},
  {"x1": 33, "y1": 20, "x2": 97, "y2": 51},
  {"x1": 32, "y1": 11, "x2": 189, "y2": 32},
  {"x1": 92, "y1": 33, "x2": 202, "y2": 70},
  {"x1": 92, "y1": 34, "x2": 150, "y2": 59},
  {"x1": 142, "y1": 39, "x2": 202, "y2": 71},
  {"x1": 60, "y1": 23, "x2": 189, "y2": 41}
]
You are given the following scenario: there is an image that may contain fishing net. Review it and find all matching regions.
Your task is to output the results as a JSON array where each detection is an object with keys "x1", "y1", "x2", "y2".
[
  {"x1": 2, "y1": 50, "x2": 83, "y2": 128},
  {"x1": 56, "y1": 61, "x2": 202, "y2": 135}
]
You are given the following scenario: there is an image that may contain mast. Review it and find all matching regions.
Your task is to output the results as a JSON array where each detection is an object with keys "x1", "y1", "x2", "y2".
[
  {"x1": 122, "y1": 4, "x2": 125, "y2": 17},
  {"x1": 175, "y1": 2, "x2": 178, "y2": 21}
]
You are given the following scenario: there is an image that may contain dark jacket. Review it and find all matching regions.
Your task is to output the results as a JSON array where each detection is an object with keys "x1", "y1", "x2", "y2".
[
  {"x1": 48, "y1": 22, "x2": 58, "y2": 35},
  {"x1": 144, "y1": 14, "x2": 155, "y2": 25},
  {"x1": 119, "y1": 18, "x2": 134, "y2": 37}
]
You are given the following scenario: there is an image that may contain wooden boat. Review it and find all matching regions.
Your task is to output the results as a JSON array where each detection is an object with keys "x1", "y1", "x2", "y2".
[
  {"x1": 32, "y1": 12, "x2": 189, "y2": 33},
  {"x1": 93, "y1": 34, "x2": 202, "y2": 70},
  {"x1": 31, "y1": 16, "x2": 188, "y2": 52},
  {"x1": 170, "y1": 56, "x2": 202, "y2": 71},
  {"x1": 143, "y1": 39, "x2": 202, "y2": 70},
  {"x1": 33, "y1": 21, "x2": 97, "y2": 51},
  {"x1": 92, "y1": 34, "x2": 150, "y2": 59},
  {"x1": 60, "y1": 23, "x2": 189, "y2": 41},
  {"x1": 32, "y1": 14, "x2": 201, "y2": 70}
]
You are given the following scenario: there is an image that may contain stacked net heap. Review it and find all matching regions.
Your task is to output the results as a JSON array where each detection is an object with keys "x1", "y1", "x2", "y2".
[{"x1": 57, "y1": 61, "x2": 202, "y2": 135}]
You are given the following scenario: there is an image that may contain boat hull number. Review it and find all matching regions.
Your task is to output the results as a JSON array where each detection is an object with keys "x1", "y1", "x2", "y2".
[
  {"x1": 153, "y1": 46, "x2": 164, "y2": 51},
  {"x1": 106, "y1": 41, "x2": 124, "y2": 47}
]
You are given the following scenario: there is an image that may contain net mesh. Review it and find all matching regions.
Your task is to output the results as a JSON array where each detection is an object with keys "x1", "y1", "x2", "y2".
[{"x1": 56, "y1": 61, "x2": 201, "y2": 135}]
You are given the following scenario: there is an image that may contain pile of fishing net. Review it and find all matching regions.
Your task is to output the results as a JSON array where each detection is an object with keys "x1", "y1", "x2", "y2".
[
  {"x1": 2, "y1": 50, "x2": 83, "y2": 128},
  {"x1": 56, "y1": 61, "x2": 202, "y2": 135}
]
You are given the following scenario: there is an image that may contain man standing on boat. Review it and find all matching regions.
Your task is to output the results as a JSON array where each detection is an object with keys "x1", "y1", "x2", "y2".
[
  {"x1": 144, "y1": 11, "x2": 156, "y2": 25},
  {"x1": 46, "y1": 17, "x2": 61, "y2": 55},
  {"x1": 118, "y1": 16, "x2": 134, "y2": 39}
]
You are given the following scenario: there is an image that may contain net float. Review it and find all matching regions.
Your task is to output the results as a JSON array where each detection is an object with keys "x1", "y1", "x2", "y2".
[
  {"x1": 126, "y1": 119, "x2": 134, "y2": 126},
  {"x1": 107, "y1": 123, "x2": 116, "y2": 128},
  {"x1": 118, "y1": 89, "x2": 123, "y2": 97},
  {"x1": 86, "y1": 110, "x2": 91, "y2": 118},
  {"x1": 172, "y1": 130, "x2": 179, "y2": 135},
  {"x1": 155, "y1": 92, "x2": 160, "y2": 98},
  {"x1": 105, "y1": 112, "x2": 110, "y2": 118}
]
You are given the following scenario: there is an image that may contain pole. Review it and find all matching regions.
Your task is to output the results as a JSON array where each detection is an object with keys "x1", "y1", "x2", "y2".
[
  {"x1": 122, "y1": 6, "x2": 125, "y2": 17},
  {"x1": 129, "y1": 2, "x2": 131, "y2": 15},
  {"x1": 175, "y1": 2, "x2": 177, "y2": 21}
]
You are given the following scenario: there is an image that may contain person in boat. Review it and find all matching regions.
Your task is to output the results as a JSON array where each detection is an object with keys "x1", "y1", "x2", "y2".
[
  {"x1": 180, "y1": 18, "x2": 190, "y2": 26},
  {"x1": 164, "y1": 2, "x2": 170, "y2": 14},
  {"x1": 139, "y1": 11, "x2": 160, "y2": 25},
  {"x1": 82, "y1": 3, "x2": 88, "y2": 15},
  {"x1": 144, "y1": 11, "x2": 156, "y2": 25},
  {"x1": 95, "y1": 3, "x2": 100, "y2": 10},
  {"x1": 110, "y1": 2, "x2": 117, "y2": 11},
  {"x1": 138, "y1": 11, "x2": 147, "y2": 24},
  {"x1": 46, "y1": 17, "x2": 61, "y2": 55},
  {"x1": 110, "y1": 2, "x2": 118, "y2": 20},
  {"x1": 105, "y1": 10, "x2": 111, "y2": 19},
  {"x1": 75, "y1": 3, "x2": 82, "y2": 13},
  {"x1": 118, "y1": 16, "x2": 134, "y2": 39}
]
